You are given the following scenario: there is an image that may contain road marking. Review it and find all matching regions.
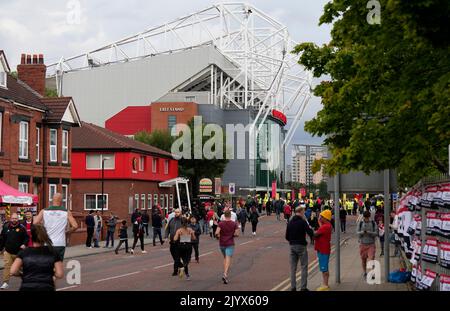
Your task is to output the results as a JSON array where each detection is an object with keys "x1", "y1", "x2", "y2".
[
  {"x1": 280, "y1": 261, "x2": 320, "y2": 291},
  {"x1": 199, "y1": 251, "x2": 213, "y2": 257},
  {"x1": 153, "y1": 263, "x2": 173, "y2": 270},
  {"x1": 274, "y1": 230, "x2": 280, "y2": 234},
  {"x1": 239, "y1": 241, "x2": 254, "y2": 246},
  {"x1": 93, "y1": 271, "x2": 141, "y2": 283},
  {"x1": 56, "y1": 285, "x2": 78, "y2": 291}
]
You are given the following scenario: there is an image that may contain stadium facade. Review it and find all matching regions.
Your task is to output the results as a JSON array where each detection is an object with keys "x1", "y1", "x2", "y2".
[{"x1": 46, "y1": 3, "x2": 312, "y2": 195}]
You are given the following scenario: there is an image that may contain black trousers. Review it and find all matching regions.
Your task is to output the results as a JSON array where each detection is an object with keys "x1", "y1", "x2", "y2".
[
  {"x1": 241, "y1": 222, "x2": 246, "y2": 233},
  {"x1": 86, "y1": 227, "x2": 94, "y2": 247},
  {"x1": 252, "y1": 222, "x2": 258, "y2": 233},
  {"x1": 153, "y1": 227, "x2": 163, "y2": 245},
  {"x1": 340, "y1": 220, "x2": 346, "y2": 232},
  {"x1": 191, "y1": 242, "x2": 199, "y2": 261},
  {"x1": 143, "y1": 224, "x2": 149, "y2": 236},
  {"x1": 115, "y1": 239, "x2": 129, "y2": 253},
  {"x1": 178, "y1": 243, "x2": 192, "y2": 275},
  {"x1": 132, "y1": 233, "x2": 144, "y2": 250},
  {"x1": 170, "y1": 242, "x2": 182, "y2": 274}
]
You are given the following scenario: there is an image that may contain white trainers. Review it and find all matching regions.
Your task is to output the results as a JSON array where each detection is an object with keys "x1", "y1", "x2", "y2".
[
  {"x1": 142, "y1": 250, "x2": 147, "y2": 254},
  {"x1": 0, "y1": 283, "x2": 9, "y2": 290},
  {"x1": 130, "y1": 249, "x2": 134, "y2": 254}
]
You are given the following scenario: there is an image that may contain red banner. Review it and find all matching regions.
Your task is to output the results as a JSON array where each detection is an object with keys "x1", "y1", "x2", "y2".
[
  {"x1": 300, "y1": 188, "x2": 306, "y2": 197},
  {"x1": 291, "y1": 190, "x2": 295, "y2": 201},
  {"x1": 271, "y1": 181, "x2": 277, "y2": 199}
]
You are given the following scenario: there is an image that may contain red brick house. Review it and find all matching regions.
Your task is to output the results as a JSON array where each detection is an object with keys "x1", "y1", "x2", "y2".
[
  {"x1": 0, "y1": 50, "x2": 81, "y2": 220},
  {"x1": 71, "y1": 122, "x2": 178, "y2": 222}
]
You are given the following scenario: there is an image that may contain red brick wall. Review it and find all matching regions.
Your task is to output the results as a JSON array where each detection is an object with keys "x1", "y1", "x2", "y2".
[{"x1": 17, "y1": 54, "x2": 46, "y2": 96}]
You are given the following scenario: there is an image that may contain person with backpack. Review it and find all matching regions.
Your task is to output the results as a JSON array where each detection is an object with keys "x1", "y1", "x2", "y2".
[
  {"x1": 249, "y1": 207, "x2": 259, "y2": 236},
  {"x1": 357, "y1": 211, "x2": 379, "y2": 280},
  {"x1": 115, "y1": 220, "x2": 129, "y2": 254},
  {"x1": 130, "y1": 216, "x2": 146, "y2": 254},
  {"x1": 237, "y1": 207, "x2": 248, "y2": 235}
]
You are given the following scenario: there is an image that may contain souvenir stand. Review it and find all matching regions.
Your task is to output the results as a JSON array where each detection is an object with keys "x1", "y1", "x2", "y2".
[
  {"x1": 396, "y1": 175, "x2": 450, "y2": 291},
  {"x1": 0, "y1": 180, "x2": 39, "y2": 223}
]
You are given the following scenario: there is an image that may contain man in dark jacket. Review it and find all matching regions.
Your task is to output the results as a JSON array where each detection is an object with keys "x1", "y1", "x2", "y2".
[
  {"x1": 141, "y1": 210, "x2": 150, "y2": 237},
  {"x1": 152, "y1": 211, "x2": 164, "y2": 246},
  {"x1": 1, "y1": 213, "x2": 29, "y2": 290},
  {"x1": 165, "y1": 209, "x2": 183, "y2": 276},
  {"x1": 285, "y1": 206, "x2": 314, "y2": 291},
  {"x1": 85, "y1": 210, "x2": 95, "y2": 248}
]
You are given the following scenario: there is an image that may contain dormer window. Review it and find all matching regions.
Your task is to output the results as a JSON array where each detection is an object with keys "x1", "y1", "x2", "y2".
[{"x1": 0, "y1": 70, "x2": 6, "y2": 88}]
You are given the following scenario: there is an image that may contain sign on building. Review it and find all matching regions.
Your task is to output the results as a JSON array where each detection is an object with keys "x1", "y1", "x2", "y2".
[
  {"x1": 199, "y1": 178, "x2": 213, "y2": 193},
  {"x1": 215, "y1": 178, "x2": 222, "y2": 195},
  {"x1": 228, "y1": 183, "x2": 235, "y2": 195}
]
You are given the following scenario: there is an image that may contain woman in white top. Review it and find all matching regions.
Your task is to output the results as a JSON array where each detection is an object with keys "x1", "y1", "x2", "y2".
[{"x1": 174, "y1": 217, "x2": 196, "y2": 280}]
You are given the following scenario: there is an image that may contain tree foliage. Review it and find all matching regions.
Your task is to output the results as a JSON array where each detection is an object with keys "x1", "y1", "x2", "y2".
[
  {"x1": 134, "y1": 130, "x2": 175, "y2": 153},
  {"x1": 294, "y1": 0, "x2": 450, "y2": 186}
]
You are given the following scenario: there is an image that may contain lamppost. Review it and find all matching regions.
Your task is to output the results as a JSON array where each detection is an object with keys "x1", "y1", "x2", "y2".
[{"x1": 101, "y1": 157, "x2": 110, "y2": 215}]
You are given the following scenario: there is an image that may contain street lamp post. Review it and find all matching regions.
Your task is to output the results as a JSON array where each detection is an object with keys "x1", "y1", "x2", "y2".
[{"x1": 101, "y1": 157, "x2": 110, "y2": 215}]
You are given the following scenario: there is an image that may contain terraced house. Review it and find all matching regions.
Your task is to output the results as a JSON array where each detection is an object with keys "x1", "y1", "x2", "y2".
[{"x1": 0, "y1": 50, "x2": 81, "y2": 217}]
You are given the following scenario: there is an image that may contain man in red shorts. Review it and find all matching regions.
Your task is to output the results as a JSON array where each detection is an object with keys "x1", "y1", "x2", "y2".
[{"x1": 357, "y1": 211, "x2": 378, "y2": 280}]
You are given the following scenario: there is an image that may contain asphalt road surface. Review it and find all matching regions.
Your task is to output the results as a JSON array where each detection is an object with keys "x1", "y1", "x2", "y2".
[{"x1": 5, "y1": 214, "x2": 356, "y2": 291}]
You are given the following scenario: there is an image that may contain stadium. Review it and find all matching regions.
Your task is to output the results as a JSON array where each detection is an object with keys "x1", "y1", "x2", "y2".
[{"x1": 45, "y1": 2, "x2": 312, "y2": 194}]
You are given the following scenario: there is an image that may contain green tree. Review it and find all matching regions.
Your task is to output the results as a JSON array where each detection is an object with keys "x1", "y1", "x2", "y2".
[
  {"x1": 294, "y1": 0, "x2": 450, "y2": 186},
  {"x1": 134, "y1": 130, "x2": 175, "y2": 153},
  {"x1": 176, "y1": 118, "x2": 229, "y2": 197}
]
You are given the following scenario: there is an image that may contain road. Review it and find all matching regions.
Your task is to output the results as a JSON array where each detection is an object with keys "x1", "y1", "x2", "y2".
[{"x1": 6, "y1": 214, "x2": 356, "y2": 291}]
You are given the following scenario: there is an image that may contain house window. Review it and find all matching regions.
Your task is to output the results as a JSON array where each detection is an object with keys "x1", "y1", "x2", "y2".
[
  {"x1": 19, "y1": 121, "x2": 29, "y2": 159},
  {"x1": 18, "y1": 182, "x2": 28, "y2": 193},
  {"x1": 148, "y1": 194, "x2": 153, "y2": 211},
  {"x1": 49, "y1": 184, "x2": 57, "y2": 206},
  {"x1": 49, "y1": 129, "x2": 57, "y2": 162},
  {"x1": 33, "y1": 183, "x2": 39, "y2": 195},
  {"x1": 0, "y1": 70, "x2": 6, "y2": 88},
  {"x1": 62, "y1": 130, "x2": 69, "y2": 164},
  {"x1": 141, "y1": 194, "x2": 146, "y2": 210},
  {"x1": 62, "y1": 185, "x2": 68, "y2": 209},
  {"x1": 164, "y1": 159, "x2": 169, "y2": 175},
  {"x1": 160, "y1": 194, "x2": 164, "y2": 209},
  {"x1": 185, "y1": 95, "x2": 195, "y2": 102},
  {"x1": 165, "y1": 194, "x2": 169, "y2": 210},
  {"x1": 168, "y1": 115, "x2": 177, "y2": 133},
  {"x1": 154, "y1": 194, "x2": 158, "y2": 207},
  {"x1": 152, "y1": 158, "x2": 158, "y2": 173},
  {"x1": 35, "y1": 127, "x2": 40, "y2": 162},
  {"x1": 86, "y1": 154, "x2": 115, "y2": 169},
  {"x1": 169, "y1": 194, "x2": 173, "y2": 209},
  {"x1": 139, "y1": 156, "x2": 145, "y2": 171},
  {"x1": 135, "y1": 194, "x2": 139, "y2": 209},
  {"x1": 84, "y1": 194, "x2": 108, "y2": 211}
]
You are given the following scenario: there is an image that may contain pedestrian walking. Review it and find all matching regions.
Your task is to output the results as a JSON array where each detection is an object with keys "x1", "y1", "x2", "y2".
[
  {"x1": 339, "y1": 206, "x2": 347, "y2": 233},
  {"x1": 131, "y1": 208, "x2": 141, "y2": 224},
  {"x1": 275, "y1": 199, "x2": 283, "y2": 221},
  {"x1": 283, "y1": 203, "x2": 292, "y2": 223},
  {"x1": 378, "y1": 219, "x2": 385, "y2": 257},
  {"x1": 208, "y1": 209, "x2": 219, "y2": 239},
  {"x1": 142, "y1": 210, "x2": 150, "y2": 237},
  {"x1": 165, "y1": 209, "x2": 183, "y2": 276},
  {"x1": 249, "y1": 207, "x2": 259, "y2": 236},
  {"x1": 189, "y1": 216, "x2": 201, "y2": 263},
  {"x1": 266, "y1": 198, "x2": 273, "y2": 216},
  {"x1": 237, "y1": 207, "x2": 248, "y2": 235},
  {"x1": 93, "y1": 211, "x2": 103, "y2": 248},
  {"x1": 131, "y1": 215, "x2": 146, "y2": 254},
  {"x1": 174, "y1": 217, "x2": 196, "y2": 280},
  {"x1": 0, "y1": 213, "x2": 29, "y2": 290},
  {"x1": 34, "y1": 193, "x2": 78, "y2": 260},
  {"x1": 357, "y1": 211, "x2": 378, "y2": 280},
  {"x1": 85, "y1": 210, "x2": 95, "y2": 248},
  {"x1": 10, "y1": 224, "x2": 64, "y2": 291},
  {"x1": 21, "y1": 211, "x2": 34, "y2": 247},
  {"x1": 314, "y1": 209, "x2": 333, "y2": 291},
  {"x1": 286, "y1": 206, "x2": 314, "y2": 291},
  {"x1": 115, "y1": 220, "x2": 129, "y2": 254},
  {"x1": 152, "y1": 211, "x2": 164, "y2": 246},
  {"x1": 104, "y1": 213, "x2": 117, "y2": 248},
  {"x1": 215, "y1": 210, "x2": 240, "y2": 284}
]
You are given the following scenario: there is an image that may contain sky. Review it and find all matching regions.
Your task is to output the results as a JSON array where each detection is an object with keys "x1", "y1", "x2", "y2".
[{"x1": 0, "y1": 0, "x2": 332, "y2": 163}]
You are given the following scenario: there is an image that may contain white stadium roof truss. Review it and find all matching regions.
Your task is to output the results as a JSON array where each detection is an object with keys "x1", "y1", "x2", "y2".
[{"x1": 48, "y1": 2, "x2": 312, "y2": 147}]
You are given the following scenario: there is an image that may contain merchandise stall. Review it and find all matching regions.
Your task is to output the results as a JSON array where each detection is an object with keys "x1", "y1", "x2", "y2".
[
  {"x1": 395, "y1": 175, "x2": 450, "y2": 291},
  {"x1": 0, "y1": 180, "x2": 39, "y2": 223}
]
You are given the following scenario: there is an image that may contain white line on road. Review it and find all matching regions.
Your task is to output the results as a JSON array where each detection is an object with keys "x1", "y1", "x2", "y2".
[
  {"x1": 153, "y1": 263, "x2": 173, "y2": 270},
  {"x1": 56, "y1": 285, "x2": 78, "y2": 291},
  {"x1": 274, "y1": 231, "x2": 280, "y2": 234},
  {"x1": 239, "y1": 241, "x2": 254, "y2": 246},
  {"x1": 93, "y1": 271, "x2": 141, "y2": 283},
  {"x1": 199, "y1": 251, "x2": 213, "y2": 257}
]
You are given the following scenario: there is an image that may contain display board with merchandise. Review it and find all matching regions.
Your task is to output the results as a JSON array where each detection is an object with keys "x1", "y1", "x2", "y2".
[{"x1": 396, "y1": 178, "x2": 450, "y2": 291}]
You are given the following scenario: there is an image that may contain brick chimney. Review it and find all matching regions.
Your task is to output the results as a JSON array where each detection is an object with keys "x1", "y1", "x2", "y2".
[{"x1": 17, "y1": 53, "x2": 46, "y2": 96}]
